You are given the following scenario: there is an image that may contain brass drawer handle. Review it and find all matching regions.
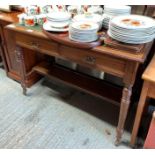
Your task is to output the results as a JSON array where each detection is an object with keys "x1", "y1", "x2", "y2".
[
  {"x1": 29, "y1": 41, "x2": 40, "y2": 49},
  {"x1": 84, "y1": 56, "x2": 96, "y2": 65}
]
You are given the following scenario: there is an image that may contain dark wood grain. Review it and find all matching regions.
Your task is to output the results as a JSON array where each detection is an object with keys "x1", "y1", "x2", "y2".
[
  {"x1": 104, "y1": 35, "x2": 145, "y2": 53},
  {"x1": 0, "y1": 12, "x2": 43, "y2": 87},
  {"x1": 33, "y1": 61, "x2": 122, "y2": 105}
]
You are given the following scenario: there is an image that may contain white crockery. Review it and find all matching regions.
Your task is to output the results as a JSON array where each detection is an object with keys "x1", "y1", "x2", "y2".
[
  {"x1": 73, "y1": 13, "x2": 103, "y2": 30},
  {"x1": 43, "y1": 22, "x2": 69, "y2": 32},
  {"x1": 43, "y1": 11, "x2": 71, "y2": 32},
  {"x1": 69, "y1": 21, "x2": 99, "y2": 43},
  {"x1": 47, "y1": 12, "x2": 71, "y2": 21},
  {"x1": 108, "y1": 14, "x2": 155, "y2": 44},
  {"x1": 102, "y1": 5, "x2": 131, "y2": 29}
]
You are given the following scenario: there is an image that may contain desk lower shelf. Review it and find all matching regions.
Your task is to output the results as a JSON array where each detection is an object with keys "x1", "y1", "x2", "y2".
[{"x1": 33, "y1": 61, "x2": 122, "y2": 106}]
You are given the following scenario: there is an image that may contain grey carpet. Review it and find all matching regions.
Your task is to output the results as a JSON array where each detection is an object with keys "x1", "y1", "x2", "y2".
[{"x1": 0, "y1": 68, "x2": 131, "y2": 149}]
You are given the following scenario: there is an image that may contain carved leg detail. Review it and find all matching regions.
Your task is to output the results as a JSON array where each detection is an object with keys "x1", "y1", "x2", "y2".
[
  {"x1": 15, "y1": 46, "x2": 27, "y2": 95},
  {"x1": 115, "y1": 86, "x2": 132, "y2": 146}
]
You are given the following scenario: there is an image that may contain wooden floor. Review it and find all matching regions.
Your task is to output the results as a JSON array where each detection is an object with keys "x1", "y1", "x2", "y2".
[{"x1": 0, "y1": 68, "x2": 131, "y2": 149}]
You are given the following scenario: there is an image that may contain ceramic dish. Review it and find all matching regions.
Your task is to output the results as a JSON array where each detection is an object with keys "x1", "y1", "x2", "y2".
[
  {"x1": 46, "y1": 21, "x2": 70, "y2": 28},
  {"x1": 47, "y1": 12, "x2": 71, "y2": 21},
  {"x1": 108, "y1": 14, "x2": 155, "y2": 44},
  {"x1": 111, "y1": 15, "x2": 155, "y2": 29},
  {"x1": 43, "y1": 22, "x2": 69, "y2": 32},
  {"x1": 69, "y1": 21, "x2": 99, "y2": 42},
  {"x1": 71, "y1": 21, "x2": 99, "y2": 31},
  {"x1": 73, "y1": 13, "x2": 103, "y2": 30}
]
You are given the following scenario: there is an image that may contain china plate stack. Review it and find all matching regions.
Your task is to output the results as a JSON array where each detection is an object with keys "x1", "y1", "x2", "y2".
[
  {"x1": 104, "y1": 5, "x2": 131, "y2": 16},
  {"x1": 102, "y1": 14, "x2": 111, "y2": 29},
  {"x1": 43, "y1": 12, "x2": 71, "y2": 32},
  {"x1": 108, "y1": 15, "x2": 155, "y2": 44},
  {"x1": 73, "y1": 14, "x2": 103, "y2": 30},
  {"x1": 69, "y1": 21, "x2": 99, "y2": 42},
  {"x1": 102, "y1": 5, "x2": 131, "y2": 29}
]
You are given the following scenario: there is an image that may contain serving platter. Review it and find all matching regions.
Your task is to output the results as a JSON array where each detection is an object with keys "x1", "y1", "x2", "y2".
[
  {"x1": 42, "y1": 28, "x2": 103, "y2": 49},
  {"x1": 47, "y1": 12, "x2": 71, "y2": 21}
]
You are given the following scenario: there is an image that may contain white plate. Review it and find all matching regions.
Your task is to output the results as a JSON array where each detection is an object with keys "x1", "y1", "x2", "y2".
[
  {"x1": 69, "y1": 35, "x2": 98, "y2": 43},
  {"x1": 73, "y1": 14, "x2": 103, "y2": 23},
  {"x1": 108, "y1": 14, "x2": 155, "y2": 44},
  {"x1": 45, "y1": 21, "x2": 70, "y2": 28},
  {"x1": 47, "y1": 17, "x2": 70, "y2": 22},
  {"x1": 109, "y1": 32, "x2": 154, "y2": 41},
  {"x1": 104, "y1": 5, "x2": 131, "y2": 11},
  {"x1": 109, "y1": 26, "x2": 155, "y2": 36},
  {"x1": 108, "y1": 28, "x2": 155, "y2": 39},
  {"x1": 69, "y1": 33, "x2": 98, "y2": 41},
  {"x1": 43, "y1": 22, "x2": 69, "y2": 32},
  {"x1": 70, "y1": 27, "x2": 98, "y2": 34},
  {"x1": 110, "y1": 22, "x2": 155, "y2": 31},
  {"x1": 71, "y1": 21, "x2": 99, "y2": 31},
  {"x1": 70, "y1": 33, "x2": 97, "y2": 39},
  {"x1": 70, "y1": 29, "x2": 98, "y2": 34},
  {"x1": 108, "y1": 31, "x2": 154, "y2": 44},
  {"x1": 111, "y1": 15, "x2": 155, "y2": 29},
  {"x1": 104, "y1": 10, "x2": 130, "y2": 13},
  {"x1": 47, "y1": 12, "x2": 71, "y2": 21}
]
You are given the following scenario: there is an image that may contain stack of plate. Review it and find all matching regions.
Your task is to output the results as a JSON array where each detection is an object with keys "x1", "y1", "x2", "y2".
[
  {"x1": 43, "y1": 12, "x2": 71, "y2": 32},
  {"x1": 108, "y1": 15, "x2": 155, "y2": 44},
  {"x1": 69, "y1": 21, "x2": 99, "y2": 42},
  {"x1": 73, "y1": 13, "x2": 103, "y2": 30},
  {"x1": 102, "y1": 14, "x2": 111, "y2": 29},
  {"x1": 104, "y1": 5, "x2": 131, "y2": 16},
  {"x1": 102, "y1": 5, "x2": 131, "y2": 29}
]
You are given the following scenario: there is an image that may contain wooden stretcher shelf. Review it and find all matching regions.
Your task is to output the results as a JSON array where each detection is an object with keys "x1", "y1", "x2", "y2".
[{"x1": 33, "y1": 61, "x2": 122, "y2": 105}]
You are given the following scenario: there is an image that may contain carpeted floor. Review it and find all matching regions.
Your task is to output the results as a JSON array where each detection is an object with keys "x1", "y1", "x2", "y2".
[{"x1": 0, "y1": 68, "x2": 131, "y2": 149}]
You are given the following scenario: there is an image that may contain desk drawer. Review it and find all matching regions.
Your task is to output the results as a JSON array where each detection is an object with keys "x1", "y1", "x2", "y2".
[
  {"x1": 60, "y1": 45, "x2": 125, "y2": 77},
  {"x1": 15, "y1": 33, "x2": 59, "y2": 56}
]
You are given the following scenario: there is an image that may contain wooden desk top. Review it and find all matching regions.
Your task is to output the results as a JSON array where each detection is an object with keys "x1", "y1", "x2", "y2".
[
  {"x1": 5, "y1": 23, "x2": 153, "y2": 64},
  {"x1": 143, "y1": 54, "x2": 155, "y2": 83},
  {"x1": 1, "y1": 11, "x2": 153, "y2": 64},
  {"x1": 0, "y1": 10, "x2": 154, "y2": 65},
  {"x1": 0, "y1": 11, "x2": 20, "y2": 24}
]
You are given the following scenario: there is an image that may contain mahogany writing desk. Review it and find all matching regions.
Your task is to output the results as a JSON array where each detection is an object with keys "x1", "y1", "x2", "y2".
[{"x1": 5, "y1": 24, "x2": 153, "y2": 145}]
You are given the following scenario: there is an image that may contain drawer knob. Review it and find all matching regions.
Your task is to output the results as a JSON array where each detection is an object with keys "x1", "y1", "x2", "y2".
[
  {"x1": 30, "y1": 41, "x2": 40, "y2": 49},
  {"x1": 84, "y1": 56, "x2": 96, "y2": 65}
]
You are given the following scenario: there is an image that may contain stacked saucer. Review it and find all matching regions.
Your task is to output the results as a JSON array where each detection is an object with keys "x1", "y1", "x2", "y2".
[
  {"x1": 73, "y1": 13, "x2": 103, "y2": 30},
  {"x1": 43, "y1": 12, "x2": 71, "y2": 32},
  {"x1": 104, "y1": 5, "x2": 131, "y2": 16},
  {"x1": 108, "y1": 15, "x2": 155, "y2": 44},
  {"x1": 102, "y1": 14, "x2": 111, "y2": 29},
  {"x1": 69, "y1": 21, "x2": 99, "y2": 42},
  {"x1": 102, "y1": 5, "x2": 131, "y2": 29}
]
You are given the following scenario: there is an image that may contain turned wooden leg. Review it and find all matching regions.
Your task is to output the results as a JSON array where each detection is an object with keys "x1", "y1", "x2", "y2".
[
  {"x1": 130, "y1": 81, "x2": 149, "y2": 147},
  {"x1": 115, "y1": 86, "x2": 132, "y2": 146},
  {"x1": 15, "y1": 46, "x2": 27, "y2": 95}
]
